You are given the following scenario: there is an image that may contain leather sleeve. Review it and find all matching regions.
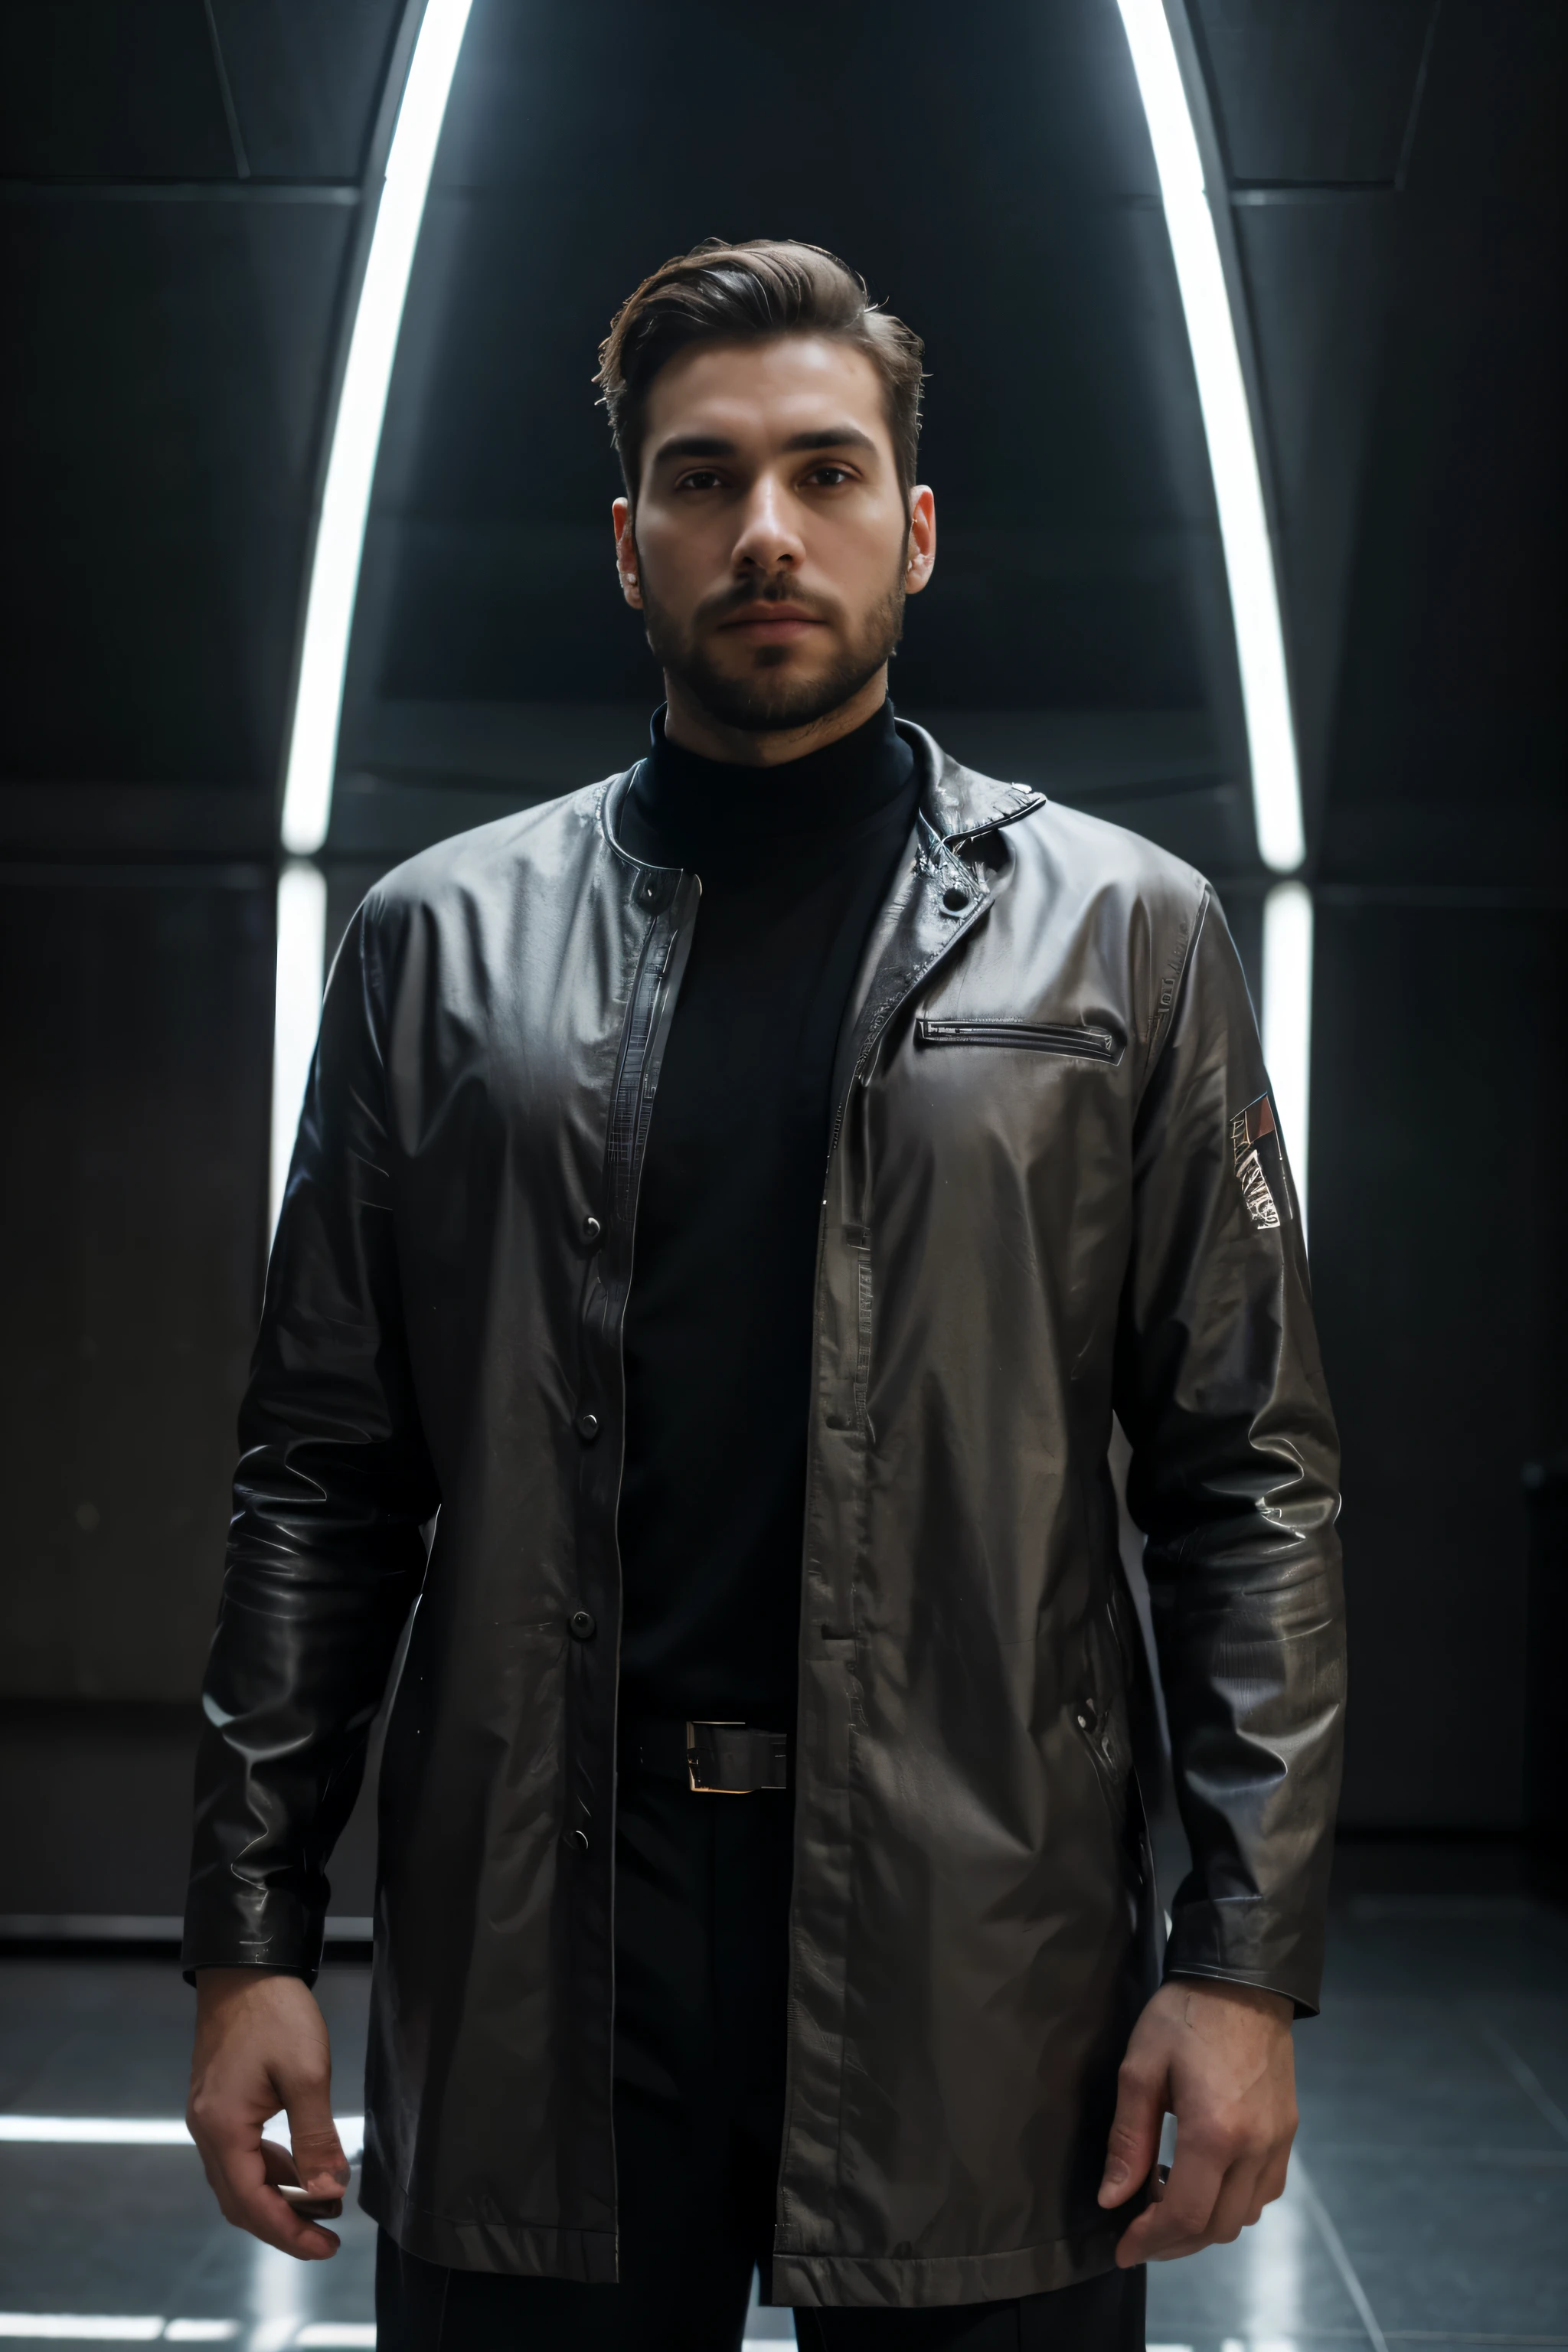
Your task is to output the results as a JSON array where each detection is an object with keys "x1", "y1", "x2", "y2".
[
  {"x1": 1113, "y1": 888, "x2": 1345, "y2": 2016},
  {"x1": 182, "y1": 901, "x2": 438, "y2": 1982}
]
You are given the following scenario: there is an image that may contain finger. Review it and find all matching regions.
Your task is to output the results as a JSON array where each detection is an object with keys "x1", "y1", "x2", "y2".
[
  {"x1": 260, "y1": 2136, "x2": 301, "y2": 2187},
  {"x1": 279, "y1": 2190, "x2": 345, "y2": 2223},
  {"x1": 256, "y1": 2210, "x2": 343, "y2": 2259},
  {"x1": 1098, "y1": 2060, "x2": 1165, "y2": 2209},
  {"x1": 251, "y1": 2204, "x2": 343, "y2": 2259},
  {"x1": 1113, "y1": 2135, "x2": 1226, "y2": 2264},
  {"x1": 1199, "y1": 2154, "x2": 1266, "y2": 2248},
  {"x1": 193, "y1": 2122, "x2": 342, "y2": 2259},
  {"x1": 279, "y1": 2065, "x2": 351, "y2": 2200},
  {"x1": 260, "y1": 2144, "x2": 343, "y2": 2225},
  {"x1": 1233, "y1": 2144, "x2": 1291, "y2": 2231},
  {"x1": 1254, "y1": 2141, "x2": 1292, "y2": 2214}
]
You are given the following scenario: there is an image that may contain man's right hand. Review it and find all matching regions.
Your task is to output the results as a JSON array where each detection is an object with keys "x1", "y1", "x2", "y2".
[{"x1": 188, "y1": 1968, "x2": 351, "y2": 2260}]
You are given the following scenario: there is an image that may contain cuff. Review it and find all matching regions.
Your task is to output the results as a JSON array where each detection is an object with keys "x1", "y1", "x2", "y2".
[
  {"x1": 181, "y1": 1883, "x2": 325, "y2": 1989},
  {"x1": 1163, "y1": 1894, "x2": 1324, "y2": 2018}
]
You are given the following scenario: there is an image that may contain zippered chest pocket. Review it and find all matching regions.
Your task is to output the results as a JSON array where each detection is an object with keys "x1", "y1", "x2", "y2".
[{"x1": 916, "y1": 1017, "x2": 1123, "y2": 1066}]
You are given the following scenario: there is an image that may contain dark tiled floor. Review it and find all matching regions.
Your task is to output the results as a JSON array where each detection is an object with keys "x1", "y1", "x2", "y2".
[
  {"x1": 0, "y1": 1960, "x2": 379, "y2": 2342},
  {"x1": 0, "y1": 1850, "x2": 1563, "y2": 2347},
  {"x1": 1142, "y1": 1851, "x2": 1568, "y2": 2352}
]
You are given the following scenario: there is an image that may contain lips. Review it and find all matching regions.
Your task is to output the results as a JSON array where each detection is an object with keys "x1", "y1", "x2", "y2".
[{"x1": 718, "y1": 607, "x2": 824, "y2": 635}]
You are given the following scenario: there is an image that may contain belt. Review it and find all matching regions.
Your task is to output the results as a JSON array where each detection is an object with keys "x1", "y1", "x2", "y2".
[{"x1": 622, "y1": 1717, "x2": 789, "y2": 1794}]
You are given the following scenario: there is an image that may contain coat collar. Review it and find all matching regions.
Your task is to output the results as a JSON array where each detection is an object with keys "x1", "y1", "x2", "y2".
[
  {"x1": 601, "y1": 719, "x2": 1044, "y2": 867},
  {"x1": 897, "y1": 719, "x2": 1047, "y2": 845}
]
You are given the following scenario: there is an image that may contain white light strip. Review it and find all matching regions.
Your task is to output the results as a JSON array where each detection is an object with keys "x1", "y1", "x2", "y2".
[
  {"x1": 0, "y1": 2324, "x2": 169, "y2": 2342},
  {"x1": 0, "y1": 2334, "x2": 1057, "y2": 2352},
  {"x1": 0, "y1": 2333, "x2": 237, "y2": 2347},
  {"x1": 0, "y1": 2115, "x2": 364, "y2": 2154},
  {"x1": 1115, "y1": 0, "x2": 1305, "y2": 875},
  {"x1": 0, "y1": 2326, "x2": 165, "y2": 2344},
  {"x1": 269, "y1": 861, "x2": 329, "y2": 1238},
  {"x1": 0, "y1": 2118, "x2": 188, "y2": 2145},
  {"x1": 1262, "y1": 880, "x2": 1314, "y2": 1236},
  {"x1": 279, "y1": 0, "x2": 475, "y2": 856}
]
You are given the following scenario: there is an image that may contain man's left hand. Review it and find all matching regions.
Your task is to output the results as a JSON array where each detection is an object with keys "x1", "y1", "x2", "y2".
[{"x1": 1098, "y1": 1976, "x2": 1297, "y2": 2264}]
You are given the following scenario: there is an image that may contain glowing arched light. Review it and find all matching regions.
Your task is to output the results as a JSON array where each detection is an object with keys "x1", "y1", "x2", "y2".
[
  {"x1": 1116, "y1": 0, "x2": 1305, "y2": 876},
  {"x1": 279, "y1": 0, "x2": 475, "y2": 856},
  {"x1": 268, "y1": 0, "x2": 472, "y2": 1250},
  {"x1": 1263, "y1": 880, "x2": 1315, "y2": 1236}
]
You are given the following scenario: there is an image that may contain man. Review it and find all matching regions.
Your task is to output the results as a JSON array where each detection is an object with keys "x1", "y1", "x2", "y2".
[{"x1": 185, "y1": 240, "x2": 1344, "y2": 2350}]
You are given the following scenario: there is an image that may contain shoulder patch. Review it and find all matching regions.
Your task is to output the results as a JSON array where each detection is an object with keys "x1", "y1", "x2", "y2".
[{"x1": 1231, "y1": 1093, "x2": 1289, "y2": 1230}]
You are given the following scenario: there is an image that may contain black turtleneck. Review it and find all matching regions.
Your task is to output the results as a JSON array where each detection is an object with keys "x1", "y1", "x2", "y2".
[{"x1": 614, "y1": 700, "x2": 920, "y2": 1730}]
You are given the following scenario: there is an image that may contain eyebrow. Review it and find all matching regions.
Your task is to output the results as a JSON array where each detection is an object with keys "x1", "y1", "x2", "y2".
[
  {"x1": 782, "y1": 426, "x2": 878, "y2": 456},
  {"x1": 650, "y1": 424, "x2": 879, "y2": 466}
]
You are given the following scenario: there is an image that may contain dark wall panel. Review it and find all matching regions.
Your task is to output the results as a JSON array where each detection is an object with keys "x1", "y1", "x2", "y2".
[
  {"x1": 1310, "y1": 899, "x2": 1568, "y2": 1828},
  {"x1": 0, "y1": 1, "x2": 234, "y2": 181},
  {"x1": 1, "y1": 195, "x2": 353, "y2": 797},
  {"x1": 1320, "y1": 0, "x2": 1567, "y2": 883},
  {"x1": 332, "y1": 0, "x2": 1253, "y2": 888},
  {"x1": 1192, "y1": 0, "x2": 1436, "y2": 187},
  {"x1": 1230, "y1": 198, "x2": 1397, "y2": 846},
  {"x1": 0, "y1": 874, "x2": 272, "y2": 1702},
  {"x1": 0, "y1": 1700, "x2": 379, "y2": 1916},
  {"x1": 0, "y1": 0, "x2": 403, "y2": 185},
  {"x1": 0, "y1": 0, "x2": 1560, "y2": 1890},
  {"x1": 210, "y1": 0, "x2": 403, "y2": 181}
]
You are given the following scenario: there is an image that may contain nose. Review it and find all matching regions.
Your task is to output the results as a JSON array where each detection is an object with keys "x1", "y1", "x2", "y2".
[{"x1": 731, "y1": 472, "x2": 805, "y2": 577}]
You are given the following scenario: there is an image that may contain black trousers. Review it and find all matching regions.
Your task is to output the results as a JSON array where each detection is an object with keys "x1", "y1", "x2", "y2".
[{"x1": 376, "y1": 1767, "x2": 1144, "y2": 2351}]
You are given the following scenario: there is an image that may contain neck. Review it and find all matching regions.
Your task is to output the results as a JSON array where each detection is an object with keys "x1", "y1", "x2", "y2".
[{"x1": 661, "y1": 665, "x2": 890, "y2": 767}]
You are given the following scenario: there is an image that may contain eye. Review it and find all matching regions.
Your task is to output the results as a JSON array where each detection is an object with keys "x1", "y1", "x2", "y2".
[
  {"x1": 676, "y1": 469, "x2": 725, "y2": 492},
  {"x1": 804, "y1": 464, "x2": 854, "y2": 488}
]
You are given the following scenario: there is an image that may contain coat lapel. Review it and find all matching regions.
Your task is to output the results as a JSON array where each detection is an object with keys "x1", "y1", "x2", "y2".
[{"x1": 827, "y1": 723, "x2": 1046, "y2": 1119}]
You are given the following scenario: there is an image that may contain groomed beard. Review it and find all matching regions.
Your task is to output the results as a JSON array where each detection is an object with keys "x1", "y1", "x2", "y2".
[{"x1": 639, "y1": 566, "x2": 906, "y2": 735}]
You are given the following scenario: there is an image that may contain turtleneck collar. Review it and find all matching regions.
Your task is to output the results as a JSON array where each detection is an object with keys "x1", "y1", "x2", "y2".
[{"x1": 622, "y1": 699, "x2": 915, "y2": 867}]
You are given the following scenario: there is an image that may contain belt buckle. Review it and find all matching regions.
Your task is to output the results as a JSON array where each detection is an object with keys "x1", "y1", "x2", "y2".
[{"x1": 686, "y1": 1720, "x2": 751, "y2": 1795}]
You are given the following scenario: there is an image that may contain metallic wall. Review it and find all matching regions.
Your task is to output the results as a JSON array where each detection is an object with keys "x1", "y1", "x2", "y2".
[{"x1": 1, "y1": 2, "x2": 1562, "y2": 1906}]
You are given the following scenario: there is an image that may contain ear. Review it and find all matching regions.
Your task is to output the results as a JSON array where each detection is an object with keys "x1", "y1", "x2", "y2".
[
  {"x1": 903, "y1": 487, "x2": 936, "y2": 596},
  {"x1": 612, "y1": 496, "x2": 643, "y2": 609}
]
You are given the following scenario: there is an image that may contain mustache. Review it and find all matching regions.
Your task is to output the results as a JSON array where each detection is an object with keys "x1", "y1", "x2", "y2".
[{"x1": 700, "y1": 576, "x2": 837, "y2": 623}]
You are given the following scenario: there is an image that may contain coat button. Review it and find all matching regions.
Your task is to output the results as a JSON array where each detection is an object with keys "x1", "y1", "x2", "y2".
[
  {"x1": 564, "y1": 1828, "x2": 590, "y2": 1854},
  {"x1": 941, "y1": 884, "x2": 970, "y2": 913},
  {"x1": 570, "y1": 1609, "x2": 596, "y2": 1640},
  {"x1": 581, "y1": 1214, "x2": 603, "y2": 1246},
  {"x1": 576, "y1": 1409, "x2": 600, "y2": 1441}
]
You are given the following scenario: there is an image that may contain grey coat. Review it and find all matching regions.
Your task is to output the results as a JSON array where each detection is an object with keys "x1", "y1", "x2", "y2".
[{"x1": 184, "y1": 723, "x2": 1344, "y2": 2308}]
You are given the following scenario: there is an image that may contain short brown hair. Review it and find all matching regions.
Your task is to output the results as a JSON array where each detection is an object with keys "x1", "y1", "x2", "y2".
[{"x1": 596, "y1": 237, "x2": 926, "y2": 502}]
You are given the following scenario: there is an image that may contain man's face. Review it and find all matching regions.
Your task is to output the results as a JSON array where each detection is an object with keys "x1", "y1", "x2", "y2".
[{"x1": 612, "y1": 335, "x2": 935, "y2": 736}]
